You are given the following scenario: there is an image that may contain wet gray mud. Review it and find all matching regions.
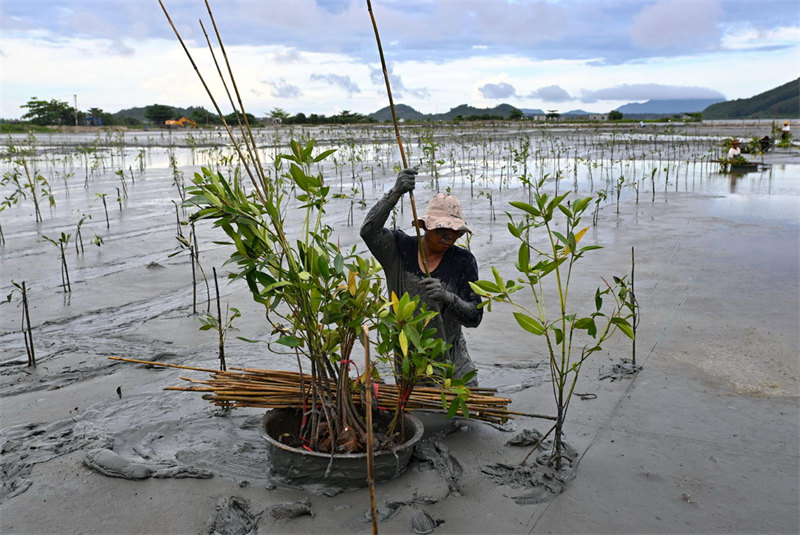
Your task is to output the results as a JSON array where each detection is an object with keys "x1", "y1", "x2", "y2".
[
  {"x1": 482, "y1": 428, "x2": 579, "y2": 505},
  {"x1": 1, "y1": 125, "x2": 798, "y2": 533}
]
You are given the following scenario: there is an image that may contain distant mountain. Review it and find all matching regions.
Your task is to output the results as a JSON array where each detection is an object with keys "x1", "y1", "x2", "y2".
[
  {"x1": 369, "y1": 103, "x2": 522, "y2": 121},
  {"x1": 519, "y1": 108, "x2": 545, "y2": 116},
  {"x1": 369, "y1": 104, "x2": 429, "y2": 122},
  {"x1": 433, "y1": 103, "x2": 519, "y2": 120},
  {"x1": 562, "y1": 109, "x2": 598, "y2": 116},
  {"x1": 616, "y1": 98, "x2": 723, "y2": 115},
  {"x1": 702, "y1": 78, "x2": 799, "y2": 119}
]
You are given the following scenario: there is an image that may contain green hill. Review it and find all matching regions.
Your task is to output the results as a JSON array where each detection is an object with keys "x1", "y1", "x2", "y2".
[
  {"x1": 369, "y1": 104, "x2": 429, "y2": 122},
  {"x1": 703, "y1": 79, "x2": 799, "y2": 119},
  {"x1": 369, "y1": 103, "x2": 521, "y2": 121}
]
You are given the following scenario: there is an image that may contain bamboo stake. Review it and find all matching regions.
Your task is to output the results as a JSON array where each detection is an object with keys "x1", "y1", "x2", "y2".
[
  {"x1": 213, "y1": 267, "x2": 227, "y2": 371},
  {"x1": 109, "y1": 356, "x2": 554, "y2": 423},
  {"x1": 366, "y1": 0, "x2": 429, "y2": 276},
  {"x1": 364, "y1": 327, "x2": 378, "y2": 534}
]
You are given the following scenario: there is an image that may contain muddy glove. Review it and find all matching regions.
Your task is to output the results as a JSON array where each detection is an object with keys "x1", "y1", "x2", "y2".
[
  {"x1": 420, "y1": 277, "x2": 454, "y2": 305},
  {"x1": 393, "y1": 168, "x2": 418, "y2": 195}
]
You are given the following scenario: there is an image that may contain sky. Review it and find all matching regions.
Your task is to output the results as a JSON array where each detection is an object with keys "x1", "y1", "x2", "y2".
[{"x1": 1, "y1": 0, "x2": 798, "y2": 120}]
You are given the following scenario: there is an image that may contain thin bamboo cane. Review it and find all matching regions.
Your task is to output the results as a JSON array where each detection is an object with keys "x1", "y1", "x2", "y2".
[
  {"x1": 365, "y1": 0, "x2": 429, "y2": 276},
  {"x1": 364, "y1": 327, "x2": 379, "y2": 534},
  {"x1": 110, "y1": 357, "x2": 554, "y2": 422}
]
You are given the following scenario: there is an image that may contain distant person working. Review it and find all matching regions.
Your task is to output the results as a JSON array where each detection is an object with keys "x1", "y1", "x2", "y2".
[{"x1": 727, "y1": 139, "x2": 742, "y2": 159}]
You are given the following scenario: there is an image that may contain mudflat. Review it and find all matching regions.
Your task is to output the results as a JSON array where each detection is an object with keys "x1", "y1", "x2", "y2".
[{"x1": 1, "y1": 125, "x2": 798, "y2": 534}]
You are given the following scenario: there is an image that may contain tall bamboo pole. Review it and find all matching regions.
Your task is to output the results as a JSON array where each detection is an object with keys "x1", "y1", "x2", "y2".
[
  {"x1": 364, "y1": 327, "x2": 378, "y2": 534},
  {"x1": 366, "y1": 0, "x2": 429, "y2": 275}
]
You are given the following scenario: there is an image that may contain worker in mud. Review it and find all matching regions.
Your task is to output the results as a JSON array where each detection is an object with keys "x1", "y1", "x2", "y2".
[
  {"x1": 360, "y1": 168, "x2": 482, "y2": 386},
  {"x1": 727, "y1": 139, "x2": 742, "y2": 160},
  {"x1": 781, "y1": 121, "x2": 791, "y2": 141}
]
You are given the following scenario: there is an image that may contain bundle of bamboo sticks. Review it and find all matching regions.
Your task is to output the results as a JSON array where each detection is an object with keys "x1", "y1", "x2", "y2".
[{"x1": 109, "y1": 357, "x2": 552, "y2": 423}]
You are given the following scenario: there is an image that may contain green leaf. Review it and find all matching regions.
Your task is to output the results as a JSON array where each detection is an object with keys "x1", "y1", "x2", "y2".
[
  {"x1": 507, "y1": 222, "x2": 521, "y2": 238},
  {"x1": 554, "y1": 328, "x2": 563, "y2": 345},
  {"x1": 471, "y1": 280, "x2": 500, "y2": 294},
  {"x1": 611, "y1": 317, "x2": 635, "y2": 339},
  {"x1": 275, "y1": 335, "x2": 301, "y2": 348},
  {"x1": 334, "y1": 253, "x2": 344, "y2": 274},
  {"x1": 312, "y1": 148, "x2": 337, "y2": 162},
  {"x1": 509, "y1": 201, "x2": 540, "y2": 217},
  {"x1": 574, "y1": 317, "x2": 597, "y2": 337},
  {"x1": 517, "y1": 243, "x2": 530, "y2": 272},
  {"x1": 513, "y1": 312, "x2": 544, "y2": 335},
  {"x1": 446, "y1": 397, "x2": 460, "y2": 418}
]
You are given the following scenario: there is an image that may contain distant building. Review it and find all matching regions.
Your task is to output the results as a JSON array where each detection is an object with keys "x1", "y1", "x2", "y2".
[{"x1": 589, "y1": 114, "x2": 608, "y2": 121}]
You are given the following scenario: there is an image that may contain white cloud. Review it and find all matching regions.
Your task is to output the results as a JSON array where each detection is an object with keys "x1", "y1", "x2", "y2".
[
  {"x1": 479, "y1": 82, "x2": 516, "y2": 99},
  {"x1": 528, "y1": 85, "x2": 572, "y2": 102},
  {"x1": 721, "y1": 25, "x2": 800, "y2": 49},
  {"x1": 0, "y1": 1, "x2": 797, "y2": 119},
  {"x1": 310, "y1": 73, "x2": 361, "y2": 95},
  {"x1": 630, "y1": 0, "x2": 723, "y2": 51},
  {"x1": 580, "y1": 83, "x2": 725, "y2": 103},
  {"x1": 268, "y1": 78, "x2": 303, "y2": 99}
]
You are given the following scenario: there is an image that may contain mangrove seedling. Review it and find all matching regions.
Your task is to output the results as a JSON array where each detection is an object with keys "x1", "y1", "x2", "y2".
[
  {"x1": 471, "y1": 177, "x2": 634, "y2": 469},
  {"x1": 96, "y1": 192, "x2": 110, "y2": 228},
  {"x1": 75, "y1": 213, "x2": 91, "y2": 254},
  {"x1": 375, "y1": 291, "x2": 468, "y2": 435},
  {"x1": 43, "y1": 232, "x2": 72, "y2": 292},
  {"x1": 3, "y1": 280, "x2": 36, "y2": 366},
  {"x1": 198, "y1": 267, "x2": 240, "y2": 372}
]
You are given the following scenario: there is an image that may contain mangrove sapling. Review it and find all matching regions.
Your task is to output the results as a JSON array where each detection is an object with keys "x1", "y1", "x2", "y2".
[
  {"x1": 471, "y1": 178, "x2": 635, "y2": 469},
  {"x1": 649, "y1": 168, "x2": 657, "y2": 202},
  {"x1": 3, "y1": 281, "x2": 36, "y2": 366},
  {"x1": 171, "y1": 200, "x2": 184, "y2": 238},
  {"x1": 160, "y1": 0, "x2": 470, "y2": 455},
  {"x1": 198, "y1": 267, "x2": 241, "y2": 371},
  {"x1": 96, "y1": 192, "x2": 110, "y2": 228},
  {"x1": 172, "y1": 232, "x2": 210, "y2": 315},
  {"x1": 75, "y1": 213, "x2": 91, "y2": 254},
  {"x1": 43, "y1": 233, "x2": 72, "y2": 292},
  {"x1": 615, "y1": 176, "x2": 624, "y2": 214},
  {"x1": 115, "y1": 169, "x2": 128, "y2": 199},
  {"x1": 628, "y1": 246, "x2": 640, "y2": 366},
  {"x1": 376, "y1": 291, "x2": 469, "y2": 435}
]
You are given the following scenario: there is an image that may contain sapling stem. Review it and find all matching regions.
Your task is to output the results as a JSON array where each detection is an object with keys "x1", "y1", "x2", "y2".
[
  {"x1": 97, "y1": 193, "x2": 110, "y2": 228},
  {"x1": 59, "y1": 240, "x2": 71, "y2": 292},
  {"x1": 213, "y1": 267, "x2": 226, "y2": 371},
  {"x1": 22, "y1": 281, "x2": 35, "y2": 367},
  {"x1": 631, "y1": 246, "x2": 638, "y2": 365}
]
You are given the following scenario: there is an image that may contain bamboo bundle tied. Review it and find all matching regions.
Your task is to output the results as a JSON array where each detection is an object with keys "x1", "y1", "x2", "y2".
[{"x1": 109, "y1": 357, "x2": 554, "y2": 423}]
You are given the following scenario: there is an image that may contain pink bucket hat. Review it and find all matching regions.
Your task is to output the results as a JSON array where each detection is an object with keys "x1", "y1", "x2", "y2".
[{"x1": 413, "y1": 193, "x2": 472, "y2": 233}]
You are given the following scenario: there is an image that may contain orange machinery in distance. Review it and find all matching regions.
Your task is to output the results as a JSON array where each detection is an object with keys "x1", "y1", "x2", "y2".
[{"x1": 164, "y1": 117, "x2": 197, "y2": 128}]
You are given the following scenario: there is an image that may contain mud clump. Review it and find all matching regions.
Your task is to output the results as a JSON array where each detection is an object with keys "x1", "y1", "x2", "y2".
[{"x1": 481, "y1": 428, "x2": 578, "y2": 504}]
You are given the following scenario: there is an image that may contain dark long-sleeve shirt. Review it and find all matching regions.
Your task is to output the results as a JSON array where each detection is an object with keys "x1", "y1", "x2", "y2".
[{"x1": 360, "y1": 187, "x2": 482, "y2": 381}]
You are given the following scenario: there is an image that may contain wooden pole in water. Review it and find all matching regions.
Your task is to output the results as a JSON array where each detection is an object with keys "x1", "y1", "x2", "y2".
[
  {"x1": 363, "y1": 326, "x2": 378, "y2": 534},
  {"x1": 366, "y1": 0, "x2": 429, "y2": 276}
]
